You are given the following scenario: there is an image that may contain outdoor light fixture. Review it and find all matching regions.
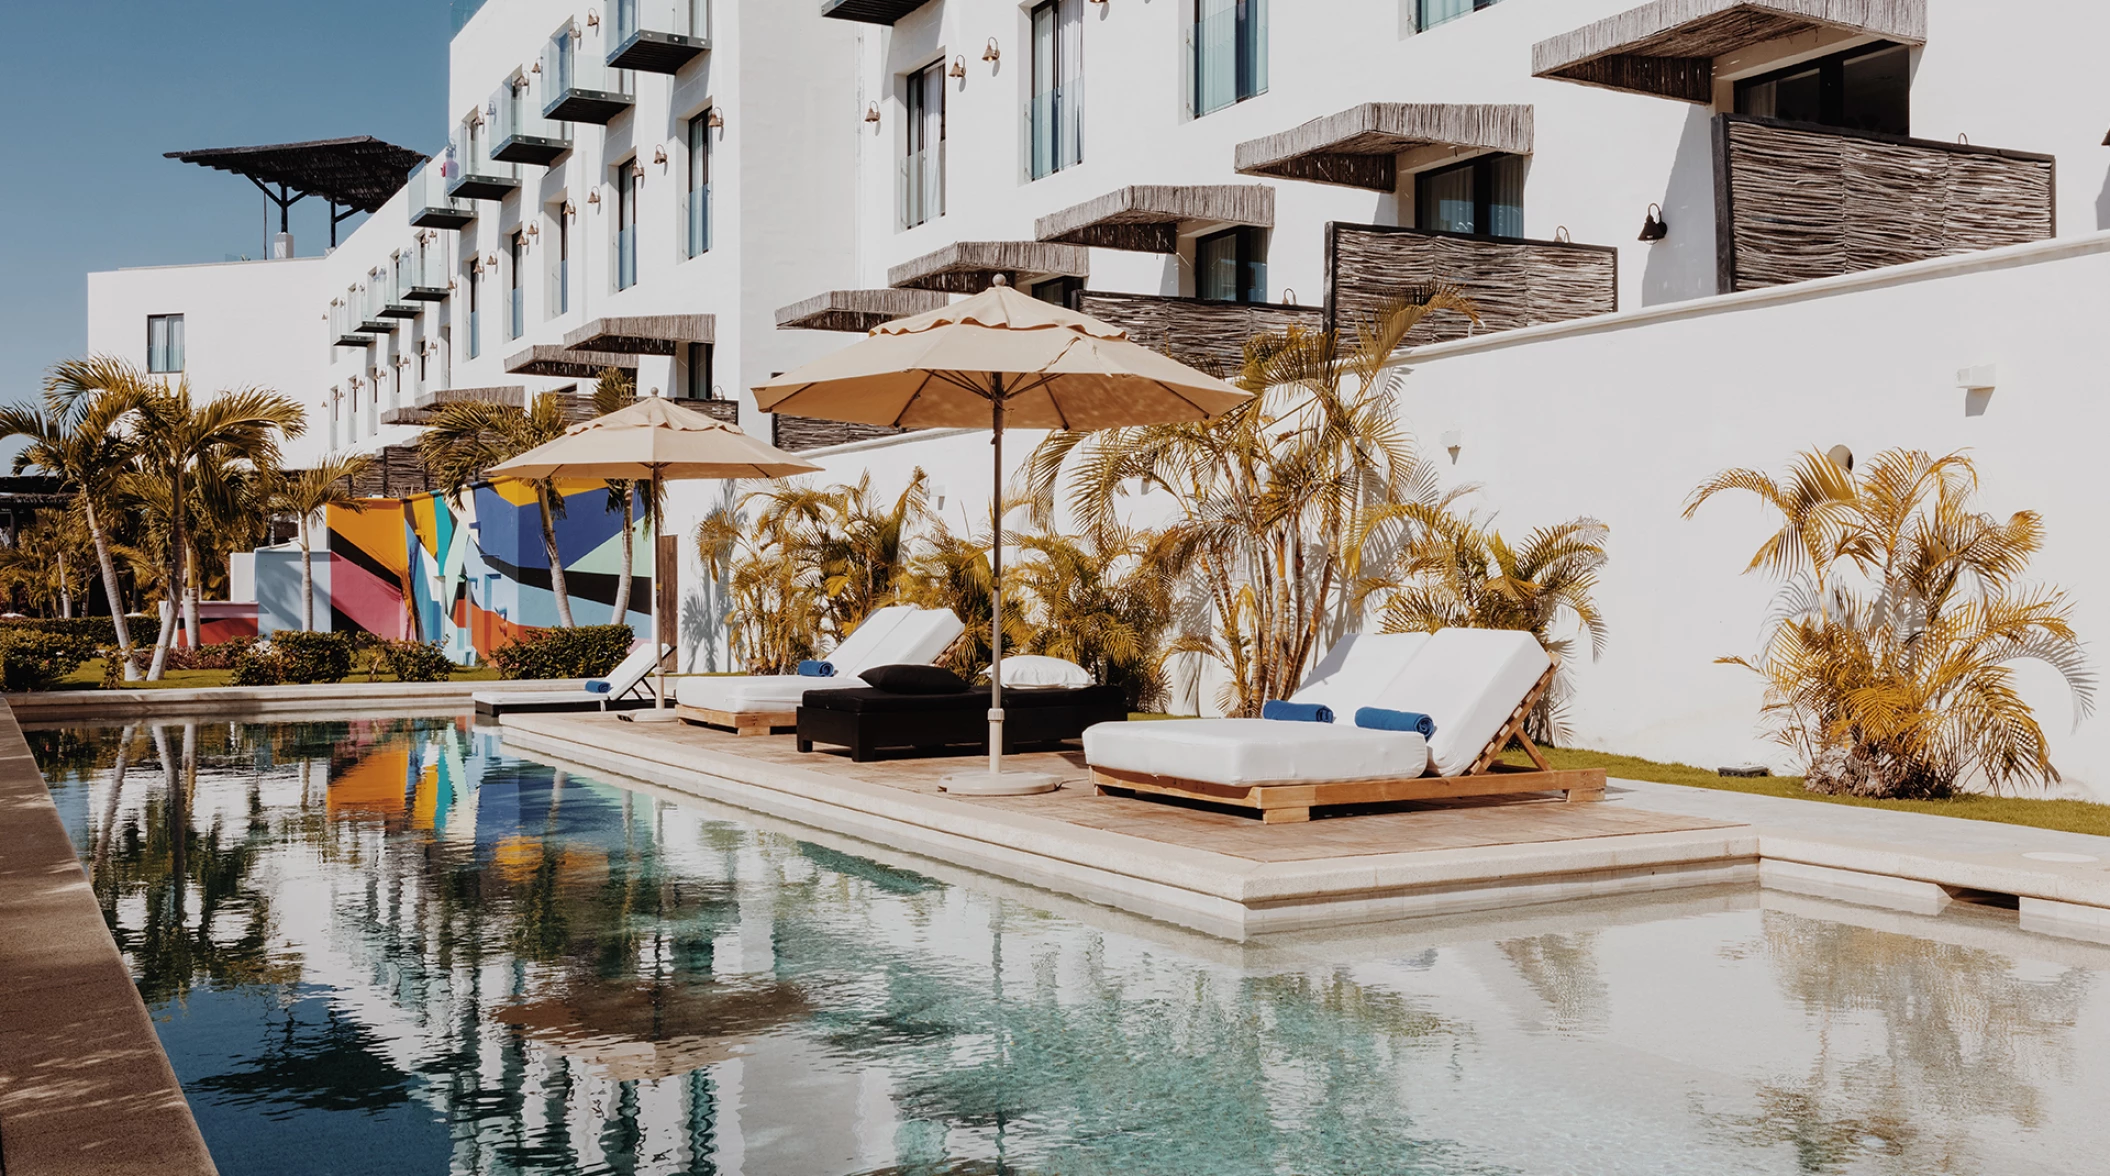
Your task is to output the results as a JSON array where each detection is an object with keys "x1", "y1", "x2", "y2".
[
  {"x1": 485, "y1": 253, "x2": 500, "y2": 267},
  {"x1": 1638, "y1": 203, "x2": 1669, "y2": 242},
  {"x1": 531, "y1": 60, "x2": 541, "y2": 73},
  {"x1": 563, "y1": 200, "x2": 576, "y2": 217},
  {"x1": 525, "y1": 223, "x2": 540, "y2": 239},
  {"x1": 586, "y1": 11, "x2": 599, "y2": 29},
  {"x1": 1554, "y1": 226, "x2": 1572, "y2": 243},
  {"x1": 706, "y1": 108, "x2": 724, "y2": 129},
  {"x1": 864, "y1": 103, "x2": 881, "y2": 124},
  {"x1": 654, "y1": 146, "x2": 669, "y2": 165},
  {"x1": 982, "y1": 38, "x2": 1001, "y2": 63},
  {"x1": 588, "y1": 190, "x2": 601, "y2": 206},
  {"x1": 949, "y1": 56, "x2": 966, "y2": 79},
  {"x1": 629, "y1": 160, "x2": 645, "y2": 178},
  {"x1": 932, "y1": 482, "x2": 949, "y2": 509}
]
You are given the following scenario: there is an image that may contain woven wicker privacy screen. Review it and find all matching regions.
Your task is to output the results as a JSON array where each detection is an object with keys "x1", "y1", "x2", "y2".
[
  {"x1": 770, "y1": 415, "x2": 911, "y2": 453},
  {"x1": 1324, "y1": 225, "x2": 1618, "y2": 348},
  {"x1": 1714, "y1": 115, "x2": 2055, "y2": 292},
  {"x1": 1073, "y1": 292, "x2": 1325, "y2": 376}
]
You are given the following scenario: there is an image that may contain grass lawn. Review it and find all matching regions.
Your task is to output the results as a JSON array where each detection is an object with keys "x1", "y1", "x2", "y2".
[{"x1": 54, "y1": 658, "x2": 502, "y2": 691}]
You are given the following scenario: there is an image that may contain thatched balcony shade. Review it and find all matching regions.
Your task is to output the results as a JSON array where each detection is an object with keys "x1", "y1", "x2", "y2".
[
  {"x1": 775, "y1": 288, "x2": 951, "y2": 332},
  {"x1": 1233, "y1": 104, "x2": 1534, "y2": 191},
  {"x1": 562, "y1": 315, "x2": 714, "y2": 355},
  {"x1": 503, "y1": 346, "x2": 639, "y2": 379},
  {"x1": 886, "y1": 241, "x2": 1089, "y2": 294},
  {"x1": 378, "y1": 385, "x2": 526, "y2": 427},
  {"x1": 1035, "y1": 185, "x2": 1275, "y2": 253},
  {"x1": 1532, "y1": 0, "x2": 1926, "y2": 103},
  {"x1": 820, "y1": 0, "x2": 931, "y2": 24}
]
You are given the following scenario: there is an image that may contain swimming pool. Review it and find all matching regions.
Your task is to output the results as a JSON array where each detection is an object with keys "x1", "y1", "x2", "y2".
[{"x1": 30, "y1": 717, "x2": 2110, "y2": 1175}]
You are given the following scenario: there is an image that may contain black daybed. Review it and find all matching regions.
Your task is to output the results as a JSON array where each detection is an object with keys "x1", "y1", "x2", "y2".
[{"x1": 796, "y1": 684, "x2": 1129, "y2": 761}]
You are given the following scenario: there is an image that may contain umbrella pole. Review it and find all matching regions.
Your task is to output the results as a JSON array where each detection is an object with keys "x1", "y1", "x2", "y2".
[
  {"x1": 988, "y1": 380, "x2": 1005, "y2": 776},
  {"x1": 652, "y1": 468, "x2": 666, "y2": 710}
]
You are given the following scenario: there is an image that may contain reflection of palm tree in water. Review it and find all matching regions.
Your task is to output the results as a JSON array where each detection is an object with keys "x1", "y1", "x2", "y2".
[{"x1": 1497, "y1": 931, "x2": 1609, "y2": 1035}]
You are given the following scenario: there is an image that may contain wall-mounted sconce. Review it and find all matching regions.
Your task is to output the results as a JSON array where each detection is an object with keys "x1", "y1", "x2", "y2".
[
  {"x1": 524, "y1": 223, "x2": 540, "y2": 239},
  {"x1": 1553, "y1": 225, "x2": 1572, "y2": 243},
  {"x1": 1638, "y1": 203, "x2": 1668, "y2": 242},
  {"x1": 587, "y1": 190, "x2": 602, "y2": 206},
  {"x1": 706, "y1": 108, "x2": 724, "y2": 129},
  {"x1": 981, "y1": 38, "x2": 1001, "y2": 64},
  {"x1": 531, "y1": 60, "x2": 541, "y2": 74},
  {"x1": 1280, "y1": 288, "x2": 1298, "y2": 306},
  {"x1": 629, "y1": 159, "x2": 646, "y2": 178},
  {"x1": 586, "y1": 10, "x2": 599, "y2": 29},
  {"x1": 563, "y1": 200, "x2": 577, "y2": 217},
  {"x1": 653, "y1": 145, "x2": 669, "y2": 165},
  {"x1": 931, "y1": 482, "x2": 949, "y2": 510},
  {"x1": 1825, "y1": 444, "x2": 1854, "y2": 472},
  {"x1": 864, "y1": 103, "x2": 881, "y2": 124},
  {"x1": 948, "y1": 56, "x2": 966, "y2": 79},
  {"x1": 1957, "y1": 364, "x2": 1997, "y2": 391},
  {"x1": 484, "y1": 253, "x2": 500, "y2": 268}
]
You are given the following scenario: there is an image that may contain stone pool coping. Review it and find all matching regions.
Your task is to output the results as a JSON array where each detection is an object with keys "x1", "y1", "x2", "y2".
[
  {"x1": 5, "y1": 676, "x2": 593, "y2": 722},
  {"x1": 0, "y1": 700, "x2": 217, "y2": 1176}
]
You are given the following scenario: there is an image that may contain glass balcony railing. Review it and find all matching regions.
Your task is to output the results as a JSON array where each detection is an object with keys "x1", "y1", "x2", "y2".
[
  {"x1": 331, "y1": 298, "x2": 371, "y2": 348},
  {"x1": 408, "y1": 158, "x2": 476, "y2": 229},
  {"x1": 685, "y1": 183, "x2": 710, "y2": 258},
  {"x1": 377, "y1": 266, "x2": 420, "y2": 320},
  {"x1": 543, "y1": 28, "x2": 634, "y2": 123},
  {"x1": 490, "y1": 80, "x2": 571, "y2": 166},
  {"x1": 400, "y1": 247, "x2": 449, "y2": 301},
  {"x1": 617, "y1": 226, "x2": 638, "y2": 290},
  {"x1": 610, "y1": 0, "x2": 710, "y2": 73},
  {"x1": 447, "y1": 127, "x2": 520, "y2": 201},
  {"x1": 358, "y1": 281, "x2": 398, "y2": 333}
]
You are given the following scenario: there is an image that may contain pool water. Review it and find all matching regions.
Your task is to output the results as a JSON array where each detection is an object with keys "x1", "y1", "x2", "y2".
[{"x1": 30, "y1": 718, "x2": 2110, "y2": 1175}]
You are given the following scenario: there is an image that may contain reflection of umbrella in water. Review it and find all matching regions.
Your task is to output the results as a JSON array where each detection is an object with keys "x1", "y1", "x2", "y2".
[{"x1": 491, "y1": 978, "x2": 811, "y2": 1083}]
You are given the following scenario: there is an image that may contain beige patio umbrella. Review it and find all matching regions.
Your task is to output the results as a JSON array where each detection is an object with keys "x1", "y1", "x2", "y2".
[
  {"x1": 753, "y1": 278, "x2": 1250, "y2": 792},
  {"x1": 487, "y1": 396, "x2": 821, "y2": 711}
]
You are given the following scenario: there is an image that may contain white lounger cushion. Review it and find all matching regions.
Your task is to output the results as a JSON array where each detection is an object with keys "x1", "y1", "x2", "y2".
[
  {"x1": 1289, "y1": 632, "x2": 1430, "y2": 716},
  {"x1": 873, "y1": 608, "x2": 966, "y2": 670},
  {"x1": 677, "y1": 674, "x2": 813, "y2": 712},
  {"x1": 1380, "y1": 628, "x2": 1550, "y2": 777},
  {"x1": 823, "y1": 605, "x2": 915, "y2": 676},
  {"x1": 1084, "y1": 719, "x2": 1427, "y2": 787},
  {"x1": 675, "y1": 607, "x2": 965, "y2": 713}
]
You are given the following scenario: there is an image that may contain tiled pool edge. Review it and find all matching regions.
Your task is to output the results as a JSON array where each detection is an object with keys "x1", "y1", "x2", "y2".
[
  {"x1": 498, "y1": 716, "x2": 1761, "y2": 939},
  {"x1": 0, "y1": 701, "x2": 217, "y2": 1176},
  {"x1": 5, "y1": 677, "x2": 594, "y2": 723}
]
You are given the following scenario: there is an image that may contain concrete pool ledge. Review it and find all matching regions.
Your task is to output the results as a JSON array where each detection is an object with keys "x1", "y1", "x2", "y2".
[
  {"x1": 499, "y1": 714, "x2": 1760, "y2": 937},
  {"x1": 6, "y1": 677, "x2": 591, "y2": 722}
]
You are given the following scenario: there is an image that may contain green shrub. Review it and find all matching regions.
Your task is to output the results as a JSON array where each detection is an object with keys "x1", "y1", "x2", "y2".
[
  {"x1": 0, "y1": 630, "x2": 89, "y2": 692},
  {"x1": 0, "y1": 615, "x2": 162, "y2": 650},
  {"x1": 166, "y1": 639, "x2": 255, "y2": 671},
  {"x1": 229, "y1": 644, "x2": 286, "y2": 687},
  {"x1": 379, "y1": 640, "x2": 455, "y2": 683},
  {"x1": 491, "y1": 624, "x2": 634, "y2": 680},
  {"x1": 272, "y1": 631, "x2": 354, "y2": 684}
]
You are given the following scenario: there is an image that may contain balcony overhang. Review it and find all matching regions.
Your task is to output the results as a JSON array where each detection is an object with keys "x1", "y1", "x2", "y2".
[
  {"x1": 562, "y1": 314, "x2": 715, "y2": 355},
  {"x1": 503, "y1": 345, "x2": 639, "y2": 379},
  {"x1": 334, "y1": 333, "x2": 376, "y2": 348},
  {"x1": 378, "y1": 303, "x2": 422, "y2": 320},
  {"x1": 380, "y1": 385, "x2": 527, "y2": 426},
  {"x1": 887, "y1": 241, "x2": 1089, "y2": 294},
  {"x1": 820, "y1": 0, "x2": 933, "y2": 25},
  {"x1": 1532, "y1": 0, "x2": 1926, "y2": 103},
  {"x1": 447, "y1": 172, "x2": 519, "y2": 201},
  {"x1": 1035, "y1": 184, "x2": 1275, "y2": 253},
  {"x1": 409, "y1": 203, "x2": 476, "y2": 230},
  {"x1": 1234, "y1": 104, "x2": 1534, "y2": 191},
  {"x1": 492, "y1": 132, "x2": 571, "y2": 166},
  {"x1": 358, "y1": 320, "x2": 398, "y2": 334},
  {"x1": 544, "y1": 88, "x2": 634, "y2": 125},
  {"x1": 403, "y1": 284, "x2": 450, "y2": 303},
  {"x1": 609, "y1": 29, "x2": 708, "y2": 73},
  {"x1": 775, "y1": 288, "x2": 951, "y2": 332}
]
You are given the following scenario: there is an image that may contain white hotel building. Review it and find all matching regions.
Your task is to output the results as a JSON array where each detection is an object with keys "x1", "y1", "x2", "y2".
[{"x1": 85, "y1": 0, "x2": 2110, "y2": 790}]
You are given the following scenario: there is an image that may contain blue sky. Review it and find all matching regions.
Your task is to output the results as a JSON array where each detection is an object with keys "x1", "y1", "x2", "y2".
[{"x1": 0, "y1": 0, "x2": 457, "y2": 408}]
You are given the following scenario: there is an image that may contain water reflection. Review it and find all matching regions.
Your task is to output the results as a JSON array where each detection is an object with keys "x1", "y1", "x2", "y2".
[{"x1": 32, "y1": 720, "x2": 2110, "y2": 1176}]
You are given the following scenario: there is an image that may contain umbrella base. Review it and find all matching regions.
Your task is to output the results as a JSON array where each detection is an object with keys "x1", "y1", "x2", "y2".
[
  {"x1": 619, "y1": 709, "x2": 683, "y2": 724},
  {"x1": 939, "y1": 769, "x2": 1063, "y2": 796}
]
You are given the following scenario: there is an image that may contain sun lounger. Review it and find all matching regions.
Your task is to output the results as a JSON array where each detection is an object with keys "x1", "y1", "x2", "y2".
[
  {"x1": 472, "y1": 641, "x2": 672, "y2": 717},
  {"x1": 1083, "y1": 629, "x2": 1604, "y2": 823},
  {"x1": 675, "y1": 606, "x2": 967, "y2": 734},
  {"x1": 796, "y1": 683, "x2": 1128, "y2": 761}
]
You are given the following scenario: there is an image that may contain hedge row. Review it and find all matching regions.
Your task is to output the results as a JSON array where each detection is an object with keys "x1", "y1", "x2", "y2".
[{"x1": 491, "y1": 625, "x2": 634, "y2": 680}]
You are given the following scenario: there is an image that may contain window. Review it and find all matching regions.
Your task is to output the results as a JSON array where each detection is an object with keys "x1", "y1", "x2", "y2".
[
  {"x1": 1029, "y1": 0, "x2": 1082, "y2": 180},
  {"x1": 554, "y1": 210, "x2": 570, "y2": 316},
  {"x1": 467, "y1": 266, "x2": 482, "y2": 359},
  {"x1": 1193, "y1": 0, "x2": 1266, "y2": 116},
  {"x1": 903, "y1": 62, "x2": 946, "y2": 229},
  {"x1": 1031, "y1": 276, "x2": 1083, "y2": 307},
  {"x1": 1417, "y1": 0, "x2": 1499, "y2": 32},
  {"x1": 146, "y1": 314, "x2": 185, "y2": 373},
  {"x1": 1414, "y1": 154, "x2": 1524, "y2": 238},
  {"x1": 616, "y1": 163, "x2": 639, "y2": 290},
  {"x1": 509, "y1": 231, "x2": 526, "y2": 338},
  {"x1": 681, "y1": 341, "x2": 714, "y2": 400},
  {"x1": 687, "y1": 112, "x2": 712, "y2": 257},
  {"x1": 1194, "y1": 227, "x2": 1266, "y2": 303},
  {"x1": 1735, "y1": 42, "x2": 1910, "y2": 137}
]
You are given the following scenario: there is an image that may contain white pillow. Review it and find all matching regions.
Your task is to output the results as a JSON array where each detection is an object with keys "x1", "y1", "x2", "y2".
[{"x1": 999, "y1": 655, "x2": 1093, "y2": 690}]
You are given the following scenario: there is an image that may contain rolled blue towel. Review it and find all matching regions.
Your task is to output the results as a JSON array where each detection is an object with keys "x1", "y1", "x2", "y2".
[
  {"x1": 1355, "y1": 706, "x2": 1435, "y2": 737},
  {"x1": 1262, "y1": 699, "x2": 1334, "y2": 724},
  {"x1": 585, "y1": 679, "x2": 613, "y2": 694},
  {"x1": 797, "y1": 659, "x2": 836, "y2": 678}
]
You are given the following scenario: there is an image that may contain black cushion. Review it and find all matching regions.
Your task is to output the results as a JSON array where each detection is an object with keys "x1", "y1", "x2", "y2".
[
  {"x1": 802, "y1": 684, "x2": 1125, "y2": 714},
  {"x1": 858, "y1": 664, "x2": 970, "y2": 694}
]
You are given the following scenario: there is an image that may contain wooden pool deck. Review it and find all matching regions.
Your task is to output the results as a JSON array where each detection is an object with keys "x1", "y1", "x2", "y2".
[{"x1": 498, "y1": 712, "x2": 1760, "y2": 938}]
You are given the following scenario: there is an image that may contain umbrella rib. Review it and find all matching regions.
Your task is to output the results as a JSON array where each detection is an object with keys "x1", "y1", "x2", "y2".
[{"x1": 893, "y1": 371, "x2": 941, "y2": 427}]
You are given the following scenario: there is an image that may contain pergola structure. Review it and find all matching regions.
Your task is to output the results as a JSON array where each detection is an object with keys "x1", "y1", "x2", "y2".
[{"x1": 166, "y1": 136, "x2": 426, "y2": 247}]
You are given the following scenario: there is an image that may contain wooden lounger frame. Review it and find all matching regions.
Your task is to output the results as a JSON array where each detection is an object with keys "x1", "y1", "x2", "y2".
[
  {"x1": 1090, "y1": 665, "x2": 1606, "y2": 823},
  {"x1": 677, "y1": 629, "x2": 973, "y2": 737}
]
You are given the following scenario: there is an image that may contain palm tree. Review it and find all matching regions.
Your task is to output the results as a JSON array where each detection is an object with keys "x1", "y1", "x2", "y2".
[
  {"x1": 1021, "y1": 288, "x2": 1478, "y2": 715},
  {"x1": 0, "y1": 516, "x2": 91, "y2": 617},
  {"x1": 590, "y1": 368, "x2": 640, "y2": 621},
  {"x1": 420, "y1": 393, "x2": 578, "y2": 627},
  {"x1": 269, "y1": 455, "x2": 376, "y2": 630},
  {"x1": 1010, "y1": 524, "x2": 1179, "y2": 709},
  {"x1": 123, "y1": 378, "x2": 306, "y2": 679},
  {"x1": 1687, "y1": 447, "x2": 2095, "y2": 797},
  {"x1": 0, "y1": 360, "x2": 146, "y2": 675}
]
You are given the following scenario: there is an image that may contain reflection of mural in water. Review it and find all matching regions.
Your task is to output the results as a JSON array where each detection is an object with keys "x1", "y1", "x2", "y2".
[{"x1": 1698, "y1": 910, "x2": 2096, "y2": 1175}]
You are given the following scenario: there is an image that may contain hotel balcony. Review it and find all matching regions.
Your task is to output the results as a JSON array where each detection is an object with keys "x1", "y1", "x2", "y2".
[
  {"x1": 820, "y1": 0, "x2": 932, "y2": 25},
  {"x1": 489, "y1": 81, "x2": 571, "y2": 166},
  {"x1": 330, "y1": 300, "x2": 374, "y2": 348},
  {"x1": 609, "y1": 0, "x2": 709, "y2": 74},
  {"x1": 1324, "y1": 224, "x2": 1619, "y2": 346},
  {"x1": 445, "y1": 131, "x2": 519, "y2": 201},
  {"x1": 542, "y1": 30, "x2": 634, "y2": 124},
  {"x1": 776, "y1": 288, "x2": 950, "y2": 332},
  {"x1": 396, "y1": 252, "x2": 449, "y2": 303},
  {"x1": 1075, "y1": 291, "x2": 1325, "y2": 376},
  {"x1": 406, "y1": 159, "x2": 476, "y2": 230},
  {"x1": 1713, "y1": 115, "x2": 2053, "y2": 292},
  {"x1": 379, "y1": 385, "x2": 526, "y2": 427},
  {"x1": 888, "y1": 241, "x2": 1089, "y2": 294},
  {"x1": 772, "y1": 415, "x2": 908, "y2": 452}
]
